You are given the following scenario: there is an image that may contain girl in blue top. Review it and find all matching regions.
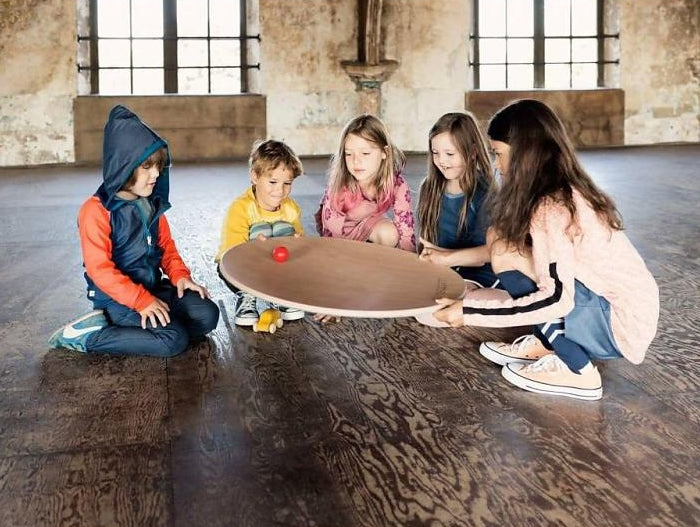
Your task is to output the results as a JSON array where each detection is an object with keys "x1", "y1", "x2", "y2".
[{"x1": 417, "y1": 112, "x2": 498, "y2": 288}]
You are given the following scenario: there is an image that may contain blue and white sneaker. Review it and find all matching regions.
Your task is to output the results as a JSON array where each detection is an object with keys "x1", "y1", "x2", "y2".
[{"x1": 48, "y1": 310, "x2": 108, "y2": 352}]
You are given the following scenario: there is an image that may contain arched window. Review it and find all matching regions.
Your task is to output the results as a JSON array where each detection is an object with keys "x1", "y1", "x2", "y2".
[
  {"x1": 470, "y1": 0, "x2": 619, "y2": 89},
  {"x1": 77, "y1": 0, "x2": 259, "y2": 94}
]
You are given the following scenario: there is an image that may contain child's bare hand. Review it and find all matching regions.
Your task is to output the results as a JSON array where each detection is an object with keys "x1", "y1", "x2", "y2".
[
  {"x1": 419, "y1": 238, "x2": 454, "y2": 267},
  {"x1": 176, "y1": 277, "x2": 210, "y2": 299},
  {"x1": 312, "y1": 313, "x2": 341, "y2": 324},
  {"x1": 139, "y1": 298, "x2": 171, "y2": 329},
  {"x1": 433, "y1": 298, "x2": 465, "y2": 327},
  {"x1": 255, "y1": 233, "x2": 268, "y2": 241}
]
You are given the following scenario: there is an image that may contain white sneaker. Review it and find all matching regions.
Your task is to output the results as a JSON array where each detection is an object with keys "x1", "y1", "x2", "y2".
[
  {"x1": 479, "y1": 334, "x2": 552, "y2": 366},
  {"x1": 501, "y1": 355, "x2": 603, "y2": 400},
  {"x1": 271, "y1": 303, "x2": 305, "y2": 321}
]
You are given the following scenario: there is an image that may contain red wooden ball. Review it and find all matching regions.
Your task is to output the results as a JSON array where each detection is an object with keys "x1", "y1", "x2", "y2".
[{"x1": 272, "y1": 246, "x2": 289, "y2": 262}]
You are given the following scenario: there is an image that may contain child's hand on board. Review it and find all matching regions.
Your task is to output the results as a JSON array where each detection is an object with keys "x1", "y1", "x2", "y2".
[
  {"x1": 419, "y1": 237, "x2": 454, "y2": 267},
  {"x1": 432, "y1": 297, "x2": 465, "y2": 327}
]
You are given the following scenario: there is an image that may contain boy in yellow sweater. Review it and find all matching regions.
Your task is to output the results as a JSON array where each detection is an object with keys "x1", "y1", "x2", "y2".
[{"x1": 216, "y1": 140, "x2": 305, "y2": 326}]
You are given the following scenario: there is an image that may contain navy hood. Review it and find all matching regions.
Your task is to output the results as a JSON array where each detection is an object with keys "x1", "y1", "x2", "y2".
[{"x1": 96, "y1": 105, "x2": 171, "y2": 209}]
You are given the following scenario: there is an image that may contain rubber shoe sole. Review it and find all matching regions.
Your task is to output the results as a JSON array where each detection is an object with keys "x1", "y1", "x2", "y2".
[
  {"x1": 279, "y1": 309, "x2": 305, "y2": 321},
  {"x1": 234, "y1": 314, "x2": 258, "y2": 326},
  {"x1": 501, "y1": 363, "x2": 602, "y2": 401}
]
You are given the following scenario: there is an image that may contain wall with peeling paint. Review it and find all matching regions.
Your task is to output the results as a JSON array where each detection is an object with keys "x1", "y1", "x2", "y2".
[
  {"x1": 260, "y1": 0, "x2": 469, "y2": 154},
  {"x1": 0, "y1": 0, "x2": 697, "y2": 167},
  {"x1": 0, "y1": 0, "x2": 77, "y2": 166},
  {"x1": 620, "y1": 0, "x2": 700, "y2": 144},
  {"x1": 258, "y1": 0, "x2": 358, "y2": 155}
]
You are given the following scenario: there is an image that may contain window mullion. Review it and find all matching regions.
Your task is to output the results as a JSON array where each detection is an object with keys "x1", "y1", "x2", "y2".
[
  {"x1": 89, "y1": 0, "x2": 99, "y2": 93},
  {"x1": 533, "y1": 0, "x2": 545, "y2": 88},
  {"x1": 597, "y1": 0, "x2": 605, "y2": 86},
  {"x1": 129, "y1": 0, "x2": 134, "y2": 94},
  {"x1": 164, "y1": 0, "x2": 178, "y2": 93},
  {"x1": 240, "y1": 0, "x2": 248, "y2": 93}
]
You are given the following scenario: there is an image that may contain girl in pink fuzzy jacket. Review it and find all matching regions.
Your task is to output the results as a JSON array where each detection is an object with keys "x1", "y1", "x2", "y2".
[{"x1": 434, "y1": 99, "x2": 659, "y2": 401}]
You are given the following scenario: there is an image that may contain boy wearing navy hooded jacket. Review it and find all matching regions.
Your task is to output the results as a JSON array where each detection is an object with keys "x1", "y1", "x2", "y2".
[{"x1": 49, "y1": 105, "x2": 219, "y2": 356}]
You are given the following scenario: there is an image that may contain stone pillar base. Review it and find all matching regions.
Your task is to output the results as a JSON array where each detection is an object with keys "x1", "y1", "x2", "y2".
[{"x1": 341, "y1": 60, "x2": 399, "y2": 116}]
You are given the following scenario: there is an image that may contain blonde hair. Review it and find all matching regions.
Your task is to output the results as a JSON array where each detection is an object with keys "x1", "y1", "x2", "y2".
[
  {"x1": 417, "y1": 112, "x2": 494, "y2": 244},
  {"x1": 327, "y1": 114, "x2": 405, "y2": 212},
  {"x1": 249, "y1": 139, "x2": 303, "y2": 179}
]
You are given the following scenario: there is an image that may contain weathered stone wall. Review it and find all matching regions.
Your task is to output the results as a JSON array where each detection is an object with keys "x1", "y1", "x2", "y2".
[
  {"x1": 382, "y1": 0, "x2": 469, "y2": 152},
  {"x1": 258, "y1": 0, "x2": 357, "y2": 155},
  {"x1": 620, "y1": 0, "x2": 700, "y2": 143},
  {"x1": 0, "y1": 0, "x2": 697, "y2": 166},
  {"x1": 260, "y1": 0, "x2": 468, "y2": 154},
  {"x1": 0, "y1": 0, "x2": 77, "y2": 166}
]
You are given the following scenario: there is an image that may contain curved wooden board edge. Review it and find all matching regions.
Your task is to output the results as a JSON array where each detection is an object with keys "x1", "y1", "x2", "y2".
[{"x1": 218, "y1": 237, "x2": 467, "y2": 319}]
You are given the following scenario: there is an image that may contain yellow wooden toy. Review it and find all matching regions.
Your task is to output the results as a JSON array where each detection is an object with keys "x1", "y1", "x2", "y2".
[{"x1": 253, "y1": 308, "x2": 283, "y2": 333}]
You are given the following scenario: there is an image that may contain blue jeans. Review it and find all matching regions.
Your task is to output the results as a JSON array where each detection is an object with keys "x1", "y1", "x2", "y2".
[
  {"x1": 497, "y1": 270, "x2": 622, "y2": 371},
  {"x1": 86, "y1": 283, "x2": 219, "y2": 357}
]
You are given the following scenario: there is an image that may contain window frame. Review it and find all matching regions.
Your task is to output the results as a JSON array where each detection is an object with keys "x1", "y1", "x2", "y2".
[
  {"x1": 79, "y1": 0, "x2": 260, "y2": 94},
  {"x1": 470, "y1": 0, "x2": 619, "y2": 89}
]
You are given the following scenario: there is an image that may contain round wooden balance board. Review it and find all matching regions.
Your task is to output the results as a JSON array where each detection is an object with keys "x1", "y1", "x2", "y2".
[{"x1": 219, "y1": 236, "x2": 466, "y2": 318}]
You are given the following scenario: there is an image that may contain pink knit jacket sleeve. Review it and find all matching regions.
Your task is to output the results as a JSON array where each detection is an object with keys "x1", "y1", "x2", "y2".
[
  {"x1": 318, "y1": 188, "x2": 346, "y2": 238},
  {"x1": 392, "y1": 174, "x2": 416, "y2": 251}
]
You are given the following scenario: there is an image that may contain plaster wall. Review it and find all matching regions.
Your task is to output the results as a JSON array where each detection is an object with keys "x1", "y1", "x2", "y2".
[
  {"x1": 381, "y1": 0, "x2": 469, "y2": 152},
  {"x1": 0, "y1": 0, "x2": 77, "y2": 166},
  {"x1": 620, "y1": 0, "x2": 700, "y2": 143},
  {"x1": 258, "y1": 0, "x2": 357, "y2": 155},
  {"x1": 260, "y1": 0, "x2": 469, "y2": 155},
  {"x1": 0, "y1": 0, "x2": 698, "y2": 167}
]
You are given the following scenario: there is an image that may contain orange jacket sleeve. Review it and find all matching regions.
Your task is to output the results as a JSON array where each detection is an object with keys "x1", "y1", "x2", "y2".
[
  {"x1": 157, "y1": 215, "x2": 191, "y2": 286},
  {"x1": 78, "y1": 197, "x2": 156, "y2": 312}
]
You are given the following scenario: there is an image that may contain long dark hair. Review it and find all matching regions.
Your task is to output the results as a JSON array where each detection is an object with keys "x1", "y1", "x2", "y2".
[
  {"x1": 487, "y1": 99, "x2": 622, "y2": 249},
  {"x1": 417, "y1": 112, "x2": 493, "y2": 244}
]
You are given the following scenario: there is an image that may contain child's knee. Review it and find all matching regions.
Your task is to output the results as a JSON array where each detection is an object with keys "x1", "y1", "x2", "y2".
[
  {"x1": 489, "y1": 239, "x2": 511, "y2": 274},
  {"x1": 271, "y1": 221, "x2": 295, "y2": 237},
  {"x1": 198, "y1": 299, "x2": 220, "y2": 334},
  {"x1": 490, "y1": 239, "x2": 533, "y2": 277},
  {"x1": 181, "y1": 295, "x2": 220, "y2": 336},
  {"x1": 249, "y1": 222, "x2": 273, "y2": 239},
  {"x1": 371, "y1": 221, "x2": 399, "y2": 247}
]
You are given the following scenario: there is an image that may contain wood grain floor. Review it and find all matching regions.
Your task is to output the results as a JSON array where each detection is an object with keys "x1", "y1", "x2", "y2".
[{"x1": 0, "y1": 145, "x2": 698, "y2": 527}]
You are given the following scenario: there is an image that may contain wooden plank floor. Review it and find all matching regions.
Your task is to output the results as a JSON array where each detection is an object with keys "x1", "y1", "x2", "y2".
[{"x1": 0, "y1": 145, "x2": 698, "y2": 527}]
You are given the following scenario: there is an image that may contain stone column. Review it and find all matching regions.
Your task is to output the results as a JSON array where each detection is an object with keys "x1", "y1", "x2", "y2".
[{"x1": 341, "y1": 0, "x2": 398, "y2": 116}]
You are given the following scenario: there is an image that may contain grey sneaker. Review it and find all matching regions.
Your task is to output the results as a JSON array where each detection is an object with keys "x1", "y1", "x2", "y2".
[
  {"x1": 48, "y1": 310, "x2": 108, "y2": 352},
  {"x1": 235, "y1": 292, "x2": 259, "y2": 326}
]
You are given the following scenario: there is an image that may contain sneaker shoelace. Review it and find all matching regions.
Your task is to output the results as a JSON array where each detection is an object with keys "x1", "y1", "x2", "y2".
[
  {"x1": 510, "y1": 334, "x2": 539, "y2": 353},
  {"x1": 239, "y1": 294, "x2": 256, "y2": 311},
  {"x1": 522, "y1": 354, "x2": 565, "y2": 373}
]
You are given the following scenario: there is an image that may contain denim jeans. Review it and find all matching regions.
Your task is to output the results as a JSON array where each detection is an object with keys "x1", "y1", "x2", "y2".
[
  {"x1": 86, "y1": 283, "x2": 219, "y2": 357},
  {"x1": 497, "y1": 270, "x2": 622, "y2": 371}
]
